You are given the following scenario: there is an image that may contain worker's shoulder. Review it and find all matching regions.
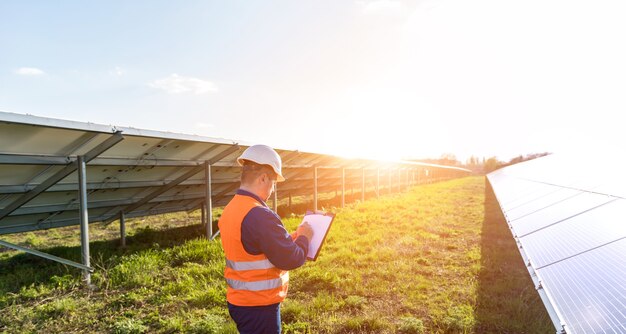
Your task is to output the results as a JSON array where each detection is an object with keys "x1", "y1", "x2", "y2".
[{"x1": 245, "y1": 205, "x2": 282, "y2": 224}]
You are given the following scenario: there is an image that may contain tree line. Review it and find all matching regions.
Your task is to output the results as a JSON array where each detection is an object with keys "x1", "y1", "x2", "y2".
[{"x1": 411, "y1": 152, "x2": 551, "y2": 175}]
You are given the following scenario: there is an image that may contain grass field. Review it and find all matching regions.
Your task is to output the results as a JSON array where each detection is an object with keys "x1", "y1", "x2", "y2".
[{"x1": 0, "y1": 176, "x2": 552, "y2": 333}]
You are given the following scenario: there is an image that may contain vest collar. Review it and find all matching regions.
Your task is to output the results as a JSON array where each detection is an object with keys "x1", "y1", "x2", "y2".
[{"x1": 236, "y1": 189, "x2": 268, "y2": 208}]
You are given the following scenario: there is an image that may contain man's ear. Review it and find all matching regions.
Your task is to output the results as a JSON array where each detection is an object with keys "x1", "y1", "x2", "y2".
[{"x1": 261, "y1": 172, "x2": 270, "y2": 183}]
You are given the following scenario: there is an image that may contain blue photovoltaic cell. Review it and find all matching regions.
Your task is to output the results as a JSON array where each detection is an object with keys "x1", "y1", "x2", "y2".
[
  {"x1": 539, "y1": 239, "x2": 626, "y2": 333},
  {"x1": 505, "y1": 187, "x2": 583, "y2": 222},
  {"x1": 505, "y1": 183, "x2": 567, "y2": 209},
  {"x1": 510, "y1": 191, "x2": 615, "y2": 237},
  {"x1": 521, "y1": 199, "x2": 626, "y2": 269},
  {"x1": 488, "y1": 154, "x2": 626, "y2": 334},
  {"x1": 491, "y1": 177, "x2": 546, "y2": 209}
]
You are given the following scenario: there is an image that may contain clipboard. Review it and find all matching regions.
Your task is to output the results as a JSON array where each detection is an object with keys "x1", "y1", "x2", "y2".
[{"x1": 302, "y1": 210, "x2": 335, "y2": 261}]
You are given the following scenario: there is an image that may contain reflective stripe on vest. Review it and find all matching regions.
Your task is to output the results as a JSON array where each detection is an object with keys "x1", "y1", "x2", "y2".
[
  {"x1": 226, "y1": 259, "x2": 275, "y2": 271},
  {"x1": 226, "y1": 272, "x2": 289, "y2": 291}
]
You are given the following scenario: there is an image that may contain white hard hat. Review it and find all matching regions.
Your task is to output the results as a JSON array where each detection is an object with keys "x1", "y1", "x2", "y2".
[{"x1": 237, "y1": 144, "x2": 285, "y2": 182}]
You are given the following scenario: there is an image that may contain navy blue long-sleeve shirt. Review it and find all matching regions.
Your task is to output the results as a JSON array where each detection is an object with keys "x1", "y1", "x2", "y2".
[{"x1": 237, "y1": 189, "x2": 309, "y2": 270}]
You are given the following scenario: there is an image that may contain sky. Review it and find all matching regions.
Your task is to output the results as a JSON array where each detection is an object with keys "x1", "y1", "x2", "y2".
[{"x1": 1, "y1": 0, "x2": 625, "y2": 163}]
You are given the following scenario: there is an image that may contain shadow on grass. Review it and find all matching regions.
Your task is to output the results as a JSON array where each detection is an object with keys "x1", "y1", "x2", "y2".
[
  {"x1": 475, "y1": 178, "x2": 553, "y2": 333},
  {"x1": 0, "y1": 223, "x2": 206, "y2": 294}
]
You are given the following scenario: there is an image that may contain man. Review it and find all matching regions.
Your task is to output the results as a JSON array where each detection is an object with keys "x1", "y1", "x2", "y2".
[{"x1": 218, "y1": 144, "x2": 314, "y2": 334}]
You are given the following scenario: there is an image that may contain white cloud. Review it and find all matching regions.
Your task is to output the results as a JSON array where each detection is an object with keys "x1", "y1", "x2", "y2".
[
  {"x1": 15, "y1": 67, "x2": 45, "y2": 76},
  {"x1": 149, "y1": 74, "x2": 218, "y2": 95}
]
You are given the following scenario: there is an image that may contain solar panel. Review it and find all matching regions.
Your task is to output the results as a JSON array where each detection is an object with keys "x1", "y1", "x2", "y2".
[
  {"x1": 488, "y1": 154, "x2": 626, "y2": 334},
  {"x1": 0, "y1": 110, "x2": 470, "y2": 281}
]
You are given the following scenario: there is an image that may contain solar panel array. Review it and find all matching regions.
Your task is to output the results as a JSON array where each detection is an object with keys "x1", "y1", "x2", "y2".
[
  {"x1": 0, "y1": 111, "x2": 470, "y2": 277},
  {"x1": 487, "y1": 154, "x2": 626, "y2": 334}
]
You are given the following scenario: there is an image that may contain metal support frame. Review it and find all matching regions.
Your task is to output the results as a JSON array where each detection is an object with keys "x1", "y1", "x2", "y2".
[
  {"x1": 314, "y1": 166, "x2": 318, "y2": 211},
  {"x1": 213, "y1": 183, "x2": 240, "y2": 202},
  {"x1": 192, "y1": 144, "x2": 220, "y2": 161},
  {"x1": 77, "y1": 156, "x2": 91, "y2": 285},
  {"x1": 104, "y1": 165, "x2": 205, "y2": 224},
  {"x1": 0, "y1": 132, "x2": 124, "y2": 221},
  {"x1": 0, "y1": 194, "x2": 205, "y2": 235},
  {"x1": 0, "y1": 154, "x2": 73, "y2": 165},
  {"x1": 205, "y1": 161, "x2": 213, "y2": 239},
  {"x1": 120, "y1": 212, "x2": 126, "y2": 248},
  {"x1": 0, "y1": 133, "x2": 123, "y2": 284},
  {"x1": 0, "y1": 179, "x2": 215, "y2": 195},
  {"x1": 201, "y1": 204, "x2": 206, "y2": 230},
  {"x1": 282, "y1": 156, "x2": 336, "y2": 181},
  {"x1": 405, "y1": 169, "x2": 411, "y2": 189},
  {"x1": 280, "y1": 150, "x2": 301, "y2": 165},
  {"x1": 0, "y1": 239, "x2": 92, "y2": 271},
  {"x1": 104, "y1": 144, "x2": 238, "y2": 224},
  {"x1": 8, "y1": 193, "x2": 207, "y2": 218}
]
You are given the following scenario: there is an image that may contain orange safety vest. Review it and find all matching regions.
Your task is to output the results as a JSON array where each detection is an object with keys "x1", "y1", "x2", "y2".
[{"x1": 218, "y1": 194, "x2": 289, "y2": 306}]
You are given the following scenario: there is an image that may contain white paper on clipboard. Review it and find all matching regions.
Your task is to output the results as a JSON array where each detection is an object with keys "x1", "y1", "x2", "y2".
[{"x1": 301, "y1": 211, "x2": 335, "y2": 261}]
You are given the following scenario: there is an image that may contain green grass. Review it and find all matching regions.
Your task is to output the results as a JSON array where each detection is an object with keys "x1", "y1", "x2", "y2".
[{"x1": 0, "y1": 176, "x2": 552, "y2": 333}]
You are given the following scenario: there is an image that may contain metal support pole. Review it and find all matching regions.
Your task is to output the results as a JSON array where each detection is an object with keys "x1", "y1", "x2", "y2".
[
  {"x1": 403, "y1": 169, "x2": 406, "y2": 189},
  {"x1": 341, "y1": 168, "x2": 345, "y2": 208},
  {"x1": 205, "y1": 162, "x2": 213, "y2": 239},
  {"x1": 314, "y1": 167, "x2": 318, "y2": 211},
  {"x1": 77, "y1": 156, "x2": 91, "y2": 285},
  {"x1": 376, "y1": 168, "x2": 380, "y2": 198},
  {"x1": 288, "y1": 193, "x2": 292, "y2": 209},
  {"x1": 361, "y1": 168, "x2": 365, "y2": 202},
  {"x1": 201, "y1": 204, "x2": 206, "y2": 229},
  {"x1": 120, "y1": 212, "x2": 126, "y2": 248},
  {"x1": 406, "y1": 169, "x2": 409, "y2": 190},
  {"x1": 0, "y1": 239, "x2": 92, "y2": 271}
]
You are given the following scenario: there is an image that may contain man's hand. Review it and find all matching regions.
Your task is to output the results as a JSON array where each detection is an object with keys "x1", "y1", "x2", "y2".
[{"x1": 296, "y1": 221, "x2": 314, "y2": 241}]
